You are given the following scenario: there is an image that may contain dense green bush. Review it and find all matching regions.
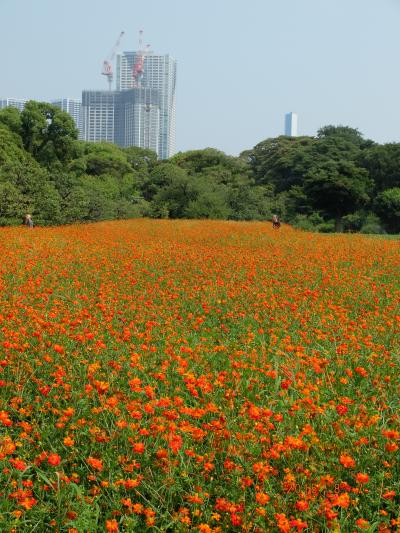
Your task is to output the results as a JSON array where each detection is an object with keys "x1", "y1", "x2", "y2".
[{"x1": 0, "y1": 104, "x2": 399, "y2": 232}]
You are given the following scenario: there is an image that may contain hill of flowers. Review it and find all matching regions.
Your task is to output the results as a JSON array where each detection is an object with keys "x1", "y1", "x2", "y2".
[{"x1": 0, "y1": 220, "x2": 399, "y2": 532}]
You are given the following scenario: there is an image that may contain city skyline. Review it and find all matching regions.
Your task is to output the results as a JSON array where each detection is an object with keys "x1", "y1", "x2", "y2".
[
  {"x1": 1, "y1": 46, "x2": 177, "y2": 158},
  {"x1": 2, "y1": 0, "x2": 400, "y2": 155},
  {"x1": 1, "y1": 95, "x2": 296, "y2": 146}
]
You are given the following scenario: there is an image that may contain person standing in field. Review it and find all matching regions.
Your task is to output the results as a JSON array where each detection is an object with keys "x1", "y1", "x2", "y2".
[
  {"x1": 272, "y1": 214, "x2": 281, "y2": 229},
  {"x1": 24, "y1": 214, "x2": 34, "y2": 228}
]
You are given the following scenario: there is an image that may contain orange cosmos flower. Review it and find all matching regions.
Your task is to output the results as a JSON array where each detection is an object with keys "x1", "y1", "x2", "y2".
[
  {"x1": 10, "y1": 458, "x2": 27, "y2": 471},
  {"x1": 0, "y1": 410, "x2": 13, "y2": 427},
  {"x1": 255, "y1": 492, "x2": 270, "y2": 505},
  {"x1": 105, "y1": 519, "x2": 119, "y2": 532},
  {"x1": 19, "y1": 497, "x2": 37, "y2": 510},
  {"x1": 340, "y1": 454, "x2": 355, "y2": 468},
  {"x1": 87, "y1": 456, "x2": 103, "y2": 471},
  {"x1": 53, "y1": 344, "x2": 65, "y2": 354},
  {"x1": 382, "y1": 491, "x2": 395, "y2": 500},
  {"x1": 132, "y1": 442, "x2": 145, "y2": 453},
  {"x1": 295, "y1": 500, "x2": 309, "y2": 511},
  {"x1": 355, "y1": 473, "x2": 369, "y2": 484},
  {"x1": 124, "y1": 477, "x2": 141, "y2": 489},
  {"x1": 331, "y1": 492, "x2": 350, "y2": 508},
  {"x1": 0, "y1": 436, "x2": 16, "y2": 458},
  {"x1": 385, "y1": 442, "x2": 398, "y2": 452},
  {"x1": 336, "y1": 404, "x2": 348, "y2": 415},
  {"x1": 48, "y1": 453, "x2": 61, "y2": 466}
]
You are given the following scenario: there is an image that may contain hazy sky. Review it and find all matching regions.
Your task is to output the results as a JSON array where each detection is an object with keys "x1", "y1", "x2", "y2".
[{"x1": 1, "y1": 0, "x2": 400, "y2": 155}]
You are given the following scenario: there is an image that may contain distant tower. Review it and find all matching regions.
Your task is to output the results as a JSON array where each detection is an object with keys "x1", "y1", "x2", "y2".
[{"x1": 285, "y1": 112, "x2": 298, "y2": 137}]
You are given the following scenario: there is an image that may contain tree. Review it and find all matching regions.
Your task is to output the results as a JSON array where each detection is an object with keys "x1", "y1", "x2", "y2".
[
  {"x1": 63, "y1": 186, "x2": 91, "y2": 224},
  {"x1": 0, "y1": 107, "x2": 22, "y2": 139},
  {"x1": 0, "y1": 124, "x2": 51, "y2": 204},
  {"x1": 0, "y1": 182, "x2": 25, "y2": 225},
  {"x1": 150, "y1": 167, "x2": 198, "y2": 218},
  {"x1": 123, "y1": 146, "x2": 157, "y2": 173},
  {"x1": 80, "y1": 143, "x2": 133, "y2": 177},
  {"x1": 185, "y1": 186, "x2": 231, "y2": 219},
  {"x1": 172, "y1": 148, "x2": 248, "y2": 176},
  {"x1": 140, "y1": 163, "x2": 188, "y2": 202},
  {"x1": 32, "y1": 182, "x2": 62, "y2": 225},
  {"x1": 303, "y1": 160, "x2": 372, "y2": 232},
  {"x1": 77, "y1": 175, "x2": 120, "y2": 222},
  {"x1": 246, "y1": 136, "x2": 316, "y2": 192},
  {"x1": 317, "y1": 125, "x2": 373, "y2": 148},
  {"x1": 20, "y1": 101, "x2": 78, "y2": 167},
  {"x1": 374, "y1": 188, "x2": 400, "y2": 233},
  {"x1": 359, "y1": 143, "x2": 400, "y2": 192}
]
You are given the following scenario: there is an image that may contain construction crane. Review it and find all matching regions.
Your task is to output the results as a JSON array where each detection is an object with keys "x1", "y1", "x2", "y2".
[
  {"x1": 102, "y1": 31, "x2": 125, "y2": 90},
  {"x1": 132, "y1": 30, "x2": 150, "y2": 88}
]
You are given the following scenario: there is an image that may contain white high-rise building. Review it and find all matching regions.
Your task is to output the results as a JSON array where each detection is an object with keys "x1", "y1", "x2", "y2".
[
  {"x1": 0, "y1": 98, "x2": 26, "y2": 111},
  {"x1": 81, "y1": 91, "x2": 117, "y2": 143},
  {"x1": 52, "y1": 98, "x2": 83, "y2": 138},
  {"x1": 116, "y1": 51, "x2": 176, "y2": 159},
  {"x1": 81, "y1": 88, "x2": 161, "y2": 155},
  {"x1": 120, "y1": 88, "x2": 160, "y2": 153},
  {"x1": 285, "y1": 112, "x2": 298, "y2": 137}
]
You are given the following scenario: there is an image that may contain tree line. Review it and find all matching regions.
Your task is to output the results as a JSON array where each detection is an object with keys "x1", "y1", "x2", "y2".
[{"x1": 1, "y1": 101, "x2": 399, "y2": 233}]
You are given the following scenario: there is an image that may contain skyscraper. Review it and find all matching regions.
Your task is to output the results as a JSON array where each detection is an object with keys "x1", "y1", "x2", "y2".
[
  {"x1": 117, "y1": 88, "x2": 160, "y2": 153},
  {"x1": 52, "y1": 98, "x2": 83, "y2": 138},
  {"x1": 81, "y1": 88, "x2": 161, "y2": 155},
  {"x1": 285, "y1": 112, "x2": 298, "y2": 137},
  {"x1": 116, "y1": 51, "x2": 176, "y2": 159},
  {"x1": 0, "y1": 98, "x2": 26, "y2": 111},
  {"x1": 81, "y1": 91, "x2": 117, "y2": 143}
]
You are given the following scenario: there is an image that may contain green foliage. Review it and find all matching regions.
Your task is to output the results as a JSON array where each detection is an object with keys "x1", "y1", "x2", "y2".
[
  {"x1": 303, "y1": 160, "x2": 372, "y2": 231},
  {"x1": 246, "y1": 126, "x2": 377, "y2": 232},
  {"x1": 32, "y1": 182, "x2": 63, "y2": 226},
  {"x1": 0, "y1": 101, "x2": 399, "y2": 231},
  {"x1": 360, "y1": 213, "x2": 386, "y2": 234},
  {"x1": 291, "y1": 212, "x2": 335, "y2": 233},
  {"x1": 374, "y1": 187, "x2": 400, "y2": 233},
  {"x1": 123, "y1": 146, "x2": 157, "y2": 173},
  {"x1": 21, "y1": 101, "x2": 78, "y2": 167},
  {"x1": 247, "y1": 136, "x2": 316, "y2": 192},
  {"x1": 0, "y1": 181, "x2": 24, "y2": 225},
  {"x1": 227, "y1": 184, "x2": 276, "y2": 221},
  {"x1": 150, "y1": 166, "x2": 197, "y2": 218},
  {"x1": 78, "y1": 142, "x2": 133, "y2": 177},
  {"x1": 360, "y1": 143, "x2": 400, "y2": 192},
  {"x1": 317, "y1": 124, "x2": 373, "y2": 148},
  {"x1": 63, "y1": 186, "x2": 91, "y2": 224},
  {"x1": 0, "y1": 106, "x2": 22, "y2": 139}
]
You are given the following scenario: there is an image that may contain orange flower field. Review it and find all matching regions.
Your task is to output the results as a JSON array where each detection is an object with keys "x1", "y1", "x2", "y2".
[{"x1": 0, "y1": 220, "x2": 399, "y2": 532}]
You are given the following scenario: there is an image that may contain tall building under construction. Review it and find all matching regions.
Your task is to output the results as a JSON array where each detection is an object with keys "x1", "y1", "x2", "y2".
[
  {"x1": 81, "y1": 34, "x2": 177, "y2": 159},
  {"x1": 116, "y1": 50, "x2": 176, "y2": 159}
]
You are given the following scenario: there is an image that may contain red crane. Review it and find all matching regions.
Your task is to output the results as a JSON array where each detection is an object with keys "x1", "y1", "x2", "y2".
[
  {"x1": 102, "y1": 31, "x2": 125, "y2": 90},
  {"x1": 132, "y1": 30, "x2": 150, "y2": 88}
]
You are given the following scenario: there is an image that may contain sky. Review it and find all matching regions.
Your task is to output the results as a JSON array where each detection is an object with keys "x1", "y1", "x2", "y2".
[{"x1": 1, "y1": 0, "x2": 400, "y2": 155}]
